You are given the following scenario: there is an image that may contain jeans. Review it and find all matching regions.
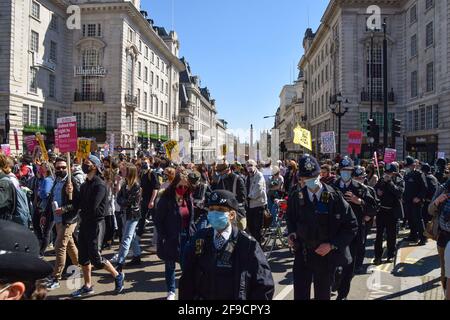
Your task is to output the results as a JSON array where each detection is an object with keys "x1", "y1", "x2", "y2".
[
  {"x1": 164, "y1": 232, "x2": 188, "y2": 294},
  {"x1": 118, "y1": 216, "x2": 141, "y2": 264},
  {"x1": 247, "y1": 206, "x2": 265, "y2": 243}
]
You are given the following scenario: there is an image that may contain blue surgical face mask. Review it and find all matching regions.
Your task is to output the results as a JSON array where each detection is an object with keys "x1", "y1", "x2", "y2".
[
  {"x1": 207, "y1": 211, "x2": 230, "y2": 231},
  {"x1": 340, "y1": 171, "x2": 352, "y2": 182},
  {"x1": 304, "y1": 176, "x2": 321, "y2": 190}
]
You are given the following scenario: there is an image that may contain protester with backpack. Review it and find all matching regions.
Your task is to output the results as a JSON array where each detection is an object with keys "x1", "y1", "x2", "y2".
[{"x1": 0, "y1": 153, "x2": 16, "y2": 222}]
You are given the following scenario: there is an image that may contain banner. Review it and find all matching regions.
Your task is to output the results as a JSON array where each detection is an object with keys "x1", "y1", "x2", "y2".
[
  {"x1": 24, "y1": 135, "x2": 38, "y2": 153},
  {"x1": 35, "y1": 132, "x2": 49, "y2": 161},
  {"x1": 293, "y1": 126, "x2": 312, "y2": 151},
  {"x1": 0, "y1": 144, "x2": 11, "y2": 156},
  {"x1": 320, "y1": 131, "x2": 336, "y2": 154},
  {"x1": 384, "y1": 148, "x2": 397, "y2": 164},
  {"x1": 13, "y1": 129, "x2": 19, "y2": 151},
  {"x1": 57, "y1": 116, "x2": 78, "y2": 153},
  {"x1": 76, "y1": 138, "x2": 91, "y2": 161},
  {"x1": 347, "y1": 131, "x2": 363, "y2": 155}
]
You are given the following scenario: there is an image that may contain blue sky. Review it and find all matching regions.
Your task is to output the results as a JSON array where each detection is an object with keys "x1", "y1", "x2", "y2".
[{"x1": 142, "y1": 0, "x2": 329, "y2": 138}]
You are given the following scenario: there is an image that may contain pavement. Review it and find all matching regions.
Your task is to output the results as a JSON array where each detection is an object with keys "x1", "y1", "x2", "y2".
[{"x1": 45, "y1": 225, "x2": 445, "y2": 300}]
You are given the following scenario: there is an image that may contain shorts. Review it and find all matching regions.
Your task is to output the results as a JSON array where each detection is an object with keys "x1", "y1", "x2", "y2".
[
  {"x1": 445, "y1": 241, "x2": 450, "y2": 278},
  {"x1": 78, "y1": 219, "x2": 107, "y2": 269}
]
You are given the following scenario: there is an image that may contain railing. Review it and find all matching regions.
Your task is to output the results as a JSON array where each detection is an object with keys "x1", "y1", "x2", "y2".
[
  {"x1": 361, "y1": 89, "x2": 395, "y2": 102},
  {"x1": 74, "y1": 90, "x2": 104, "y2": 102},
  {"x1": 125, "y1": 93, "x2": 138, "y2": 107}
]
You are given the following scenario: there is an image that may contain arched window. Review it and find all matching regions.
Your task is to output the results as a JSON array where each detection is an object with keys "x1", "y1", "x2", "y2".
[{"x1": 82, "y1": 49, "x2": 99, "y2": 67}]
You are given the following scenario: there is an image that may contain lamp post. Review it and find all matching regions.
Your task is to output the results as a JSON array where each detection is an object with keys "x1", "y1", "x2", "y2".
[
  {"x1": 329, "y1": 93, "x2": 349, "y2": 155},
  {"x1": 189, "y1": 129, "x2": 195, "y2": 163}
]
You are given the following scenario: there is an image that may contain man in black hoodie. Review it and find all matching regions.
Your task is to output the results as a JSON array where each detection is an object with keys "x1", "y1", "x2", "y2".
[{"x1": 67, "y1": 155, "x2": 124, "y2": 298}]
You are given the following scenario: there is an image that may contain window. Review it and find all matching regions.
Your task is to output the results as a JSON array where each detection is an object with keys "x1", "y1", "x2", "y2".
[
  {"x1": 49, "y1": 74, "x2": 55, "y2": 97},
  {"x1": 426, "y1": 22, "x2": 434, "y2": 47},
  {"x1": 137, "y1": 89, "x2": 141, "y2": 109},
  {"x1": 46, "y1": 109, "x2": 53, "y2": 127},
  {"x1": 23, "y1": 105, "x2": 29, "y2": 125},
  {"x1": 83, "y1": 112, "x2": 96, "y2": 129},
  {"x1": 30, "y1": 106, "x2": 38, "y2": 126},
  {"x1": 150, "y1": 96, "x2": 154, "y2": 113},
  {"x1": 50, "y1": 14, "x2": 58, "y2": 31},
  {"x1": 426, "y1": 62, "x2": 434, "y2": 92},
  {"x1": 29, "y1": 68, "x2": 37, "y2": 93},
  {"x1": 426, "y1": 105, "x2": 433, "y2": 129},
  {"x1": 155, "y1": 97, "x2": 158, "y2": 115},
  {"x1": 144, "y1": 67, "x2": 148, "y2": 82},
  {"x1": 50, "y1": 41, "x2": 57, "y2": 62},
  {"x1": 156, "y1": 75, "x2": 159, "y2": 89},
  {"x1": 411, "y1": 71, "x2": 418, "y2": 98},
  {"x1": 325, "y1": 65, "x2": 329, "y2": 81},
  {"x1": 138, "y1": 62, "x2": 141, "y2": 78},
  {"x1": 165, "y1": 103, "x2": 169, "y2": 118},
  {"x1": 98, "y1": 112, "x2": 106, "y2": 129},
  {"x1": 157, "y1": 57, "x2": 160, "y2": 69},
  {"x1": 53, "y1": 111, "x2": 59, "y2": 127},
  {"x1": 97, "y1": 24, "x2": 101, "y2": 37},
  {"x1": 82, "y1": 49, "x2": 99, "y2": 67},
  {"x1": 420, "y1": 107, "x2": 426, "y2": 130},
  {"x1": 411, "y1": 34, "x2": 417, "y2": 57},
  {"x1": 128, "y1": 28, "x2": 133, "y2": 42},
  {"x1": 31, "y1": 1, "x2": 40, "y2": 19},
  {"x1": 414, "y1": 109, "x2": 419, "y2": 131},
  {"x1": 30, "y1": 31, "x2": 39, "y2": 52},
  {"x1": 160, "y1": 101, "x2": 163, "y2": 117},
  {"x1": 139, "y1": 40, "x2": 142, "y2": 52},
  {"x1": 166, "y1": 65, "x2": 169, "y2": 75},
  {"x1": 161, "y1": 79, "x2": 164, "y2": 92},
  {"x1": 165, "y1": 82, "x2": 168, "y2": 95},
  {"x1": 366, "y1": 44, "x2": 383, "y2": 99},
  {"x1": 410, "y1": 5, "x2": 417, "y2": 23},
  {"x1": 433, "y1": 104, "x2": 439, "y2": 128},
  {"x1": 144, "y1": 92, "x2": 148, "y2": 112},
  {"x1": 145, "y1": 46, "x2": 148, "y2": 58},
  {"x1": 407, "y1": 111, "x2": 413, "y2": 132},
  {"x1": 425, "y1": 0, "x2": 434, "y2": 10},
  {"x1": 88, "y1": 24, "x2": 97, "y2": 37},
  {"x1": 151, "y1": 52, "x2": 155, "y2": 63},
  {"x1": 151, "y1": 71, "x2": 154, "y2": 85},
  {"x1": 126, "y1": 54, "x2": 133, "y2": 94},
  {"x1": 73, "y1": 112, "x2": 82, "y2": 127}
]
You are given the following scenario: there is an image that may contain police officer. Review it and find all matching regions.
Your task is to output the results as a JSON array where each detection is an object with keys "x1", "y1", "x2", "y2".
[
  {"x1": 373, "y1": 163, "x2": 405, "y2": 265},
  {"x1": 403, "y1": 156, "x2": 428, "y2": 246},
  {"x1": 286, "y1": 155, "x2": 358, "y2": 300},
  {"x1": 421, "y1": 163, "x2": 439, "y2": 224},
  {"x1": 333, "y1": 157, "x2": 378, "y2": 300},
  {"x1": 179, "y1": 190, "x2": 274, "y2": 300},
  {"x1": 351, "y1": 165, "x2": 379, "y2": 273}
]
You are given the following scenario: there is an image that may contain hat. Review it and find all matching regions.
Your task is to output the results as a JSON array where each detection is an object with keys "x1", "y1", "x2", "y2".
[
  {"x1": 421, "y1": 163, "x2": 431, "y2": 174},
  {"x1": 272, "y1": 166, "x2": 280, "y2": 175},
  {"x1": 188, "y1": 171, "x2": 201, "y2": 184},
  {"x1": 297, "y1": 155, "x2": 320, "y2": 178},
  {"x1": 88, "y1": 154, "x2": 103, "y2": 172},
  {"x1": 0, "y1": 220, "x2": 53, "y2": 281},
  {"x1": 216, "y1": 162, "x2": 230, "y2": 172},
  {"x1": 206, "y1": 190, "x2": 239, "y2": 212},
  {"x1": 385, "y1": 162, "x2": 399, "y2": 173},
  {"x1": 352, "y1": 166, "x2": 366, "y2": 178},
  {"x1": 405, "y1": 156, "x2": 415, "y2": 167},
  {"x1": 339, "y1": 156, "x2": 354, "y2": 169},
  {"x1": 246, "y1": 159, "x2": 257, "y2": 167}
]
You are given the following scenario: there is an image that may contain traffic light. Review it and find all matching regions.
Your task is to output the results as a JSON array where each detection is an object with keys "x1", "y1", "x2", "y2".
[
  {"x1": 391, "y1": 119, "x2": 402, "y2": 148},
  {"x1": 367, "y1": 119, "x2": 380, "y2": 148},
  {"x1": 280, "y1": 140, "x2": 287, "y2": 153}
]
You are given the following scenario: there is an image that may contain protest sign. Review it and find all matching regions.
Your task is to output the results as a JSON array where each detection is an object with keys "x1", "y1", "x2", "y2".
[
  {"x1": 76, "y1": 138, "x2": 91, "y2": 161},
  {"x1": 0, "y1": 144, "x2": 11, "y2": 156},
  {"x1": 24, "y1": 135, "x2": 37, "y2": 153},
  {"x1": 57, "y1": 116, "x2": 78, "y2": 153},
  {"x1": 320, "y1": 131, "x2": 336, "y2": 154},
  {"x1": 35, "y1": 132, "x2": 48, "y2": 161},
  {"x1": 347, "y1": 131, "x2": 363, "y2": 155},
  {"x1": 293, "y1": 126, "x2": 312, "y2": 151},
  {"x1": 384, "y1": 148, "x2": 397, "y2": 164}
]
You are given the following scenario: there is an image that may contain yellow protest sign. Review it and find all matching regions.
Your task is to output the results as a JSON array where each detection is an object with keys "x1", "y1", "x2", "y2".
[
  {"x1": 76, "y1": 139, "x2": 91, "y2": 161},
  {"x1": 293, "y1": 126, "x2": 312, "y2": 151},
  {"x1": 164, "y1": 140, "x2": 178, "y2": 160},
  {"x1": 35, "y1": 132, "x2": 49, "y2": 161}
]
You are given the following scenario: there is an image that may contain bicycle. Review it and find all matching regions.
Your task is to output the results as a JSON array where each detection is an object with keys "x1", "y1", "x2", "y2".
[{"x1": 262, "y1": 198, "x2": 290, "y2": 259}]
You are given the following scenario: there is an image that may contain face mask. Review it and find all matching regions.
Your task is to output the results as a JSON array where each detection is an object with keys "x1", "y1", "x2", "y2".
[
  {"x1": 55, "y1": 171, "x2": 67, "y2": 178},
  {"x1": 340, "y1": 171, "x2": 352, "y2": 182},
  {"x1": 207, "y1": 211, "x2": 230, "y2": 231},
  {"x1": 82, "y1": 164, "x2": 92, "y2": 175},
  {"x1": 176, "y1": 186, "x2": 188, "y2": 196},
  {"x1": 304, "y1": 176, "x2": 321, "y2": 191}
]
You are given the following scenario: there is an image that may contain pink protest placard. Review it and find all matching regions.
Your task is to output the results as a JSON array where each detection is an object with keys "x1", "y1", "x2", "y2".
[
  {"x1": 1, "y1": 144, "x2": 11, "y2": 156},
  {"x1": 54, "y1": 129, "x2": 59, "y2": 149},
  {"x1": 57, "y1": 116, "x2": 78, "y2": 153},
  {"x1": 384, "y1": 148, "x2": 397, "y2": 164},
  {"x1": 347, "y1": 131, "x2": 363, "y2": 155},
  {"x1": 24, "y1": 135, "x2": 37, "y2": 153}
]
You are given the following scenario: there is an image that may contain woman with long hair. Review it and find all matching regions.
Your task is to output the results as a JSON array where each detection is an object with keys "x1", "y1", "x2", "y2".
[
  {"x1": 115, "y1": 163, "x2": 142, "y2": 271},
  {"x1": 154, "y1": 171, "x2": 196, "y2": 300}
]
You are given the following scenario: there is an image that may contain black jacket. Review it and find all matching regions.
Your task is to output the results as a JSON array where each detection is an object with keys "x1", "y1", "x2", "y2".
[
  {"x1": 179, "y1": 226, "x2": 274, "y2": 300},
  {"x1": 72, "y1": 175, "x2": 107, "y2": 224},
  {"x1": 403, "y1": 170, "x2": 427, "y2": 202},
  {"x1": 155, "y1": 195, "x2": 196, "y2": 262},
  {"x1": 424, "y1": 174, "x2": 439, "y2": 202},
  {"x1": 286, "y1": 184, "x2": 358, "y2": 267},
  {"x1": 374, "y1": 174, "x2": 405, "y2": 220},
  {"x1": 213, "y1": 173, "x2": 247, "y2": 205},
  {"x1": 117, "y1": 183, "x2": 142, "y2": 221}
]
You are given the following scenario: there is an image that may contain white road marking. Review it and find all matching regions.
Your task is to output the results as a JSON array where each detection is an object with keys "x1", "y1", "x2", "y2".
[{"x1": 274, "y1": 285, "x2": 294, "y2": 300}]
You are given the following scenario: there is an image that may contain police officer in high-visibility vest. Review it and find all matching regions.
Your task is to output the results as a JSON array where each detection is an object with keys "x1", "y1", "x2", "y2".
[
  {"x1": 286, "y1": 155, "x2": 358, "y2": 300},
  {"x1": 179, "y1": 190, "x2": 274, "y2": 300},
  {"x1": 333, "y1": 156, "x2": 378, "y2": 300}
]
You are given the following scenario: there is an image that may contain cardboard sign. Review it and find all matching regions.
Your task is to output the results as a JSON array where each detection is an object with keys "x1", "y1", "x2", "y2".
[
  {"x1": 293, "y1": 126, "x2": 312, "y2": 151},
  {"x1": 0, "y1": 144, "x2": 11, "y2": 156},
  {"x1": 24, "y1": 135, "x2": 38, "y2": 153},
  {"x1": 384, "y1": 148, "x2": 397, "y2": 164},
  {"x1": 35, "y1": 132, "x2": 49, "y2": 161},
  {"x1": 347, "y1": 131, "x2": 363, "y2": 155},
  {"x1": 76, "y1": 139, "x2": 91, "y2": 161},
  {"x1": 320, "y1": 131, "x2": 336, "y2": 154},
  {"x1": 57, "y1": 116, "x2": 78, "y2": 153}
]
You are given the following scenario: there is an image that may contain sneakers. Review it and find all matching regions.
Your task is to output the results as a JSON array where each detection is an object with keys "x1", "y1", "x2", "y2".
[
  {"x1": 71, "y1": 285, "x2": 94, "y2": 298},
  {"x1": 167, "y1": 291, "x2": 176, "y2": 300},
  {"x1": 46, "y1": 278, "x2": 61, "y2": 290},
  {"x1": 115, "y1": 272, "x2": 125, "y2": 294},
  {"x1": 125, "y1": 256, "x2": 141, "y2": 267},
  {"x1": 373, "y1": 258, "x2": 382, "y2": 266},
  {"x1": 110, "y1": 254, "x2": 119, "y2": 264}
]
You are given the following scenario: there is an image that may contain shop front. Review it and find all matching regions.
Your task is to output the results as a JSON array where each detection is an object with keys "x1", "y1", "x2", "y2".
[{"x1": 406, "y1": 135, "x2": 438, "y2": 164}]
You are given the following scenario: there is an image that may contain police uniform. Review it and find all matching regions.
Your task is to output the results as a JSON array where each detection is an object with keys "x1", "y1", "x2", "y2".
[
  {"x1": 403, "y1": 156, "x2": 428, "y2": 243},
  {"x1": 373, "y1": 163, "x2": 405, "y2": 263},
  {"x1": 286, "y1": 155, "x2": 358, "y2": 300},
  {"x1": 333, "y1": 157, "x2": 378, "y2": 300},
  {"x1": 179, "y1": 190, "x2": 274, "y2": 300}
]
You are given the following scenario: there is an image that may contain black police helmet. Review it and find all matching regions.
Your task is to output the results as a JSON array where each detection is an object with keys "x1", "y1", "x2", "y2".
[
  {"x1": 297, "y1": 155, "x2": 320, "y2": 178},
  {"x1": 206, "y1": 190, "x2": 239, "y2": 212},
  {"x1": 405, "y1": 156, "x2": 415, "y2": 167},
  {"x1": 339, "y1": 156, "x2": 354, "y2": 169}
]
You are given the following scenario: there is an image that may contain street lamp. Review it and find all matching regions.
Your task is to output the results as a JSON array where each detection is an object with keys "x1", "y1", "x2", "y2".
[
  {"x1": 329, "y1": 93, "x2": 349, "y2": 155},
  {"x1": 189, "y1": 129, "x2": 195, "y2": 163},
  {"x1": 263, "y1": 115, "x2": 276, "y2": 119}
]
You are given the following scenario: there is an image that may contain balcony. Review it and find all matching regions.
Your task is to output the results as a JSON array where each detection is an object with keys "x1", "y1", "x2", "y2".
[
  {"x1": 361, "y1": 89, "x2": 395, "y2": 102},
  {"x1": 125, "y1": 93, "x2": 138, "y2": 108},
  {"x1": 74, "y1": 89, "x2": 104, "y2": 102}
]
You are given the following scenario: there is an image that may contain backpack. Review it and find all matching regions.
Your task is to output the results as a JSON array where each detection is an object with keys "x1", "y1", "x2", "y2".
[{"x1": 0, "y1": 177, "x2": 32, "y2": 227}]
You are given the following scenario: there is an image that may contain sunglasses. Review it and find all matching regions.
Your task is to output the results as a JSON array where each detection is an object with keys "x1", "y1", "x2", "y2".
[{"x1": 55, "y1": 166, "x2": 67, "y2": 170}]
